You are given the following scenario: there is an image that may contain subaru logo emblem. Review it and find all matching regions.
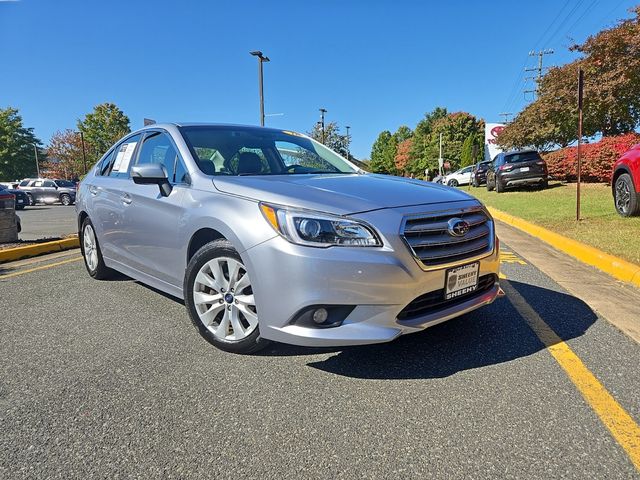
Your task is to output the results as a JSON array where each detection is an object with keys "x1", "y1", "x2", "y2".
[{"x1": 447, "y1": 218, "x2": 470, "y2": 237}]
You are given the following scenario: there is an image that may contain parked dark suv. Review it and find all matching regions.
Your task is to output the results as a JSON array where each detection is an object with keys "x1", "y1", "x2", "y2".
[
  {"x1": 17, "y1": 178, "x2": 77, "y2": 205},
  {"x1": 472, "y1": 160, "x2": 492, "y2": 187},
  {"x1": 486, "y1": 150, "x2": 548, "y2": 193},
  {"x1": 0, "y1": 184, "x2": 29, "y2": 209}
]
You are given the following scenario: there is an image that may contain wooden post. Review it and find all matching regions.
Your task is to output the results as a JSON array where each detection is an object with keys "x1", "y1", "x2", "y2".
[{"x1": 576, "y1": 68, "x2": 584, "y2": 221}]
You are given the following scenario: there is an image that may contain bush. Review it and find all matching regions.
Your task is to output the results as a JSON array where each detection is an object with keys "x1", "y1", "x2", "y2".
[{"x1": 543, "y1": 133, "x2": 640, "y2": 183}]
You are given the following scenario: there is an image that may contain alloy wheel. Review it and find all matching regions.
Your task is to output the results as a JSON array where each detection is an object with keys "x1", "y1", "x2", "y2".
[
  {"x1": 615, "y1": 178, "x2": 631, "y2": 215},
  {"x1": 83, "y1": 224, "x2": 99, "y2": 272},
  {"x1": 192, "y1": 257, "x2": 258, "y2": 341}
]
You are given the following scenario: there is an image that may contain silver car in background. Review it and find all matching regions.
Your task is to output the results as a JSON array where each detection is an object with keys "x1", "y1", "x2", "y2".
[{"x1": 76, "y1": 124, "x2": 501, "y2": 354}]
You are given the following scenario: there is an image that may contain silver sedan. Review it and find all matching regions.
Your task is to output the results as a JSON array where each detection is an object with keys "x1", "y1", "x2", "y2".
[{"x1": 77, "y1": 123, "x2": 501, "y2": 353}]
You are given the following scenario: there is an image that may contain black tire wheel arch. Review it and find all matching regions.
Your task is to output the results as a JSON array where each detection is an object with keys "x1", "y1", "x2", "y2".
[{"x1": 184, "y1": 239, "x2": 270, "y2": 354}]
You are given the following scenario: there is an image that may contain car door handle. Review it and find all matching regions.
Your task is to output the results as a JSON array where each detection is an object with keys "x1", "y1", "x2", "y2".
[
  {"x1": 88, "y1": 185, "x2": 98, "y2": 196},
  {"x1": 121, "y1": 193, "x2": 132, "y2": 205}
]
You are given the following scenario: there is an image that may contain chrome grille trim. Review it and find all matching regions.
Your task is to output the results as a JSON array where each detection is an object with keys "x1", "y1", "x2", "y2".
[{"x1": 400, "y1": 205, "x2": 495, "y2": 270}]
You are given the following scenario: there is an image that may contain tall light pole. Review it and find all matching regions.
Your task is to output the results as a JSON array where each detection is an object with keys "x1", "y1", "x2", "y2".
[
  {"x1": 345, "y1": 125, "x2": 351, "y2": 160},
  {"x1": 319, "y1": 108, "x2": 327, "y2": 144},
  {"x1": 33, "y1": 144, "x2": 40, "y2": 178},
  {"x1": 250, "y1": 51, "x2": 270, "y2": 126}
]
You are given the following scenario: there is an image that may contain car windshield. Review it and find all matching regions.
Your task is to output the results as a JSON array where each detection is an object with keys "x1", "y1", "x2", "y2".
[
  {"x1": 55, "y1": 180, "x2": 75, "y2": 187},
  {"x1": 180, "y1": 126, "x2": 358, "y2": 176},
  {"x1": 504, "y1": 151, "x2": 541, "y2": 163}
]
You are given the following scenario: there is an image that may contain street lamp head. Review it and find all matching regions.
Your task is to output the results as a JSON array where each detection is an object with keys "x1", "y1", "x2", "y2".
[{"x1": 250, "y1": 51, "x2": 269, "y2": 61}]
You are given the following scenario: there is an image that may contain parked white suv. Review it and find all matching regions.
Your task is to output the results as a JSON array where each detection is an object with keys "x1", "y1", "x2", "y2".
[{"x1": 444, "y1": 166, "x2": 474, "y2": 187}]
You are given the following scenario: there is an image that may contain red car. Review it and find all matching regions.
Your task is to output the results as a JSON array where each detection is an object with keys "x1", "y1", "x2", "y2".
[{"x1": 613, "y1": 144, "x2": 640, "y2": 216}]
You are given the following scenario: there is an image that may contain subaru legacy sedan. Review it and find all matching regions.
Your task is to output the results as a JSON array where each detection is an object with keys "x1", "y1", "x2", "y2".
[{"x1": 77, "y1": 124, "x2": 501, "y2": 354}]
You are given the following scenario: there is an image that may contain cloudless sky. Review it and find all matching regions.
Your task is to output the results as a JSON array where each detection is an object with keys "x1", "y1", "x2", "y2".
[{"x1": 0, "y1": 0, "x2": 637, "y2": 158}]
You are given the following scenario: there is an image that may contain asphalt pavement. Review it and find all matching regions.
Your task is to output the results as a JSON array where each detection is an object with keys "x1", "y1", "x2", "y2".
[
  {"x1": 1, "y1": 241, "x2": 639, "y2": 478},
  {"x1": 15, "y1": 205, "x2": 77, "y2": 240}
]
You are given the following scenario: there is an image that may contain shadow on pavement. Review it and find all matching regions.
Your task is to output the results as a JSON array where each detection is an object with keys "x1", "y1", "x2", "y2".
[{"x1": 299, "y1": 280, "x2": 596, "y2": 379}]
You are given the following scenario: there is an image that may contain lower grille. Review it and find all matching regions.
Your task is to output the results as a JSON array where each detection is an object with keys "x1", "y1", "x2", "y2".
[
  {"x1": 397, "y1": 274, "x2": 498, "y2": 321},
  {"x1": 401, "y1": 207, "x2": 494, "y2": 269}
]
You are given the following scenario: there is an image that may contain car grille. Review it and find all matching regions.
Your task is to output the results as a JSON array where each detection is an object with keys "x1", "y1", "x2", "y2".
[
  {"x1": 401, "y1": 207, "x2": 494, "y2": 269},
  {"x1": 397, "y1": 274, "x2": 498, "y2": 321}
]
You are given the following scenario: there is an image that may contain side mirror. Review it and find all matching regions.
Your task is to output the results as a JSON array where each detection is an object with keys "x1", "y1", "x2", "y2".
[{"x1": 131, "y1": 164, "x2": 172, "y2": 197}]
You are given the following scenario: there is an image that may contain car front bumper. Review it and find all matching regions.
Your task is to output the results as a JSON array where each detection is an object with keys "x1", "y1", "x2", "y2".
[{"x1": 243, "y1": 210, "x2": 501, "y2": 347}]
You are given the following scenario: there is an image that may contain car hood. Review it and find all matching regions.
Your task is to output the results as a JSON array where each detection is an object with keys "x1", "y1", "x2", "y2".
[{"x1": 212, "y1": 173, "x2": 478, "y2": 215}]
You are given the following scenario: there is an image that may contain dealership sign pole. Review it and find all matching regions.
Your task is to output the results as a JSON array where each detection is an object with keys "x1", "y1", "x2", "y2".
[{"x1": 576, "y1": 68, "x2": 584, "y2": 221}]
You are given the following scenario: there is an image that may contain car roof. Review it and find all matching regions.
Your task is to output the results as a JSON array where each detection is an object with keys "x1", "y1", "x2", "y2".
[{"x1": 130, "y1": 122, "x2": 297, "y2": 136}]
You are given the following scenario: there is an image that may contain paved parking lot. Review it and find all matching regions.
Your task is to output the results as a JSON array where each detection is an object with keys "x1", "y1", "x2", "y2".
[
  {"x1": 1, "y1": 241, "x2": 639, "y2": 478},
  {"x1": 16, "y1": 205, "x2": 77, "y2": 240}
]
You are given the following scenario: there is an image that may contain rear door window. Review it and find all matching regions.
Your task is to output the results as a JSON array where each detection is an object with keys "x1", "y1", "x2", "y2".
[{"x1": 110, "y1": 134, "x2": 142, "y2": 178}]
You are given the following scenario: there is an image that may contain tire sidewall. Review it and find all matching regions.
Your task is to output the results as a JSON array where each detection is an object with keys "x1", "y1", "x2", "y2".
[
  {"x1": 184, "y1": 240, "x2": 267, "y2": 354},
  {"x1": 81, "y1": 218, "x2": 108, "y2": 279}
]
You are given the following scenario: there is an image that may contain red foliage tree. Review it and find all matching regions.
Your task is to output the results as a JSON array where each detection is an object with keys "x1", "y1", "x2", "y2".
[{"x1": 394, "y1": 138, "x2": 413, "y2": 175}]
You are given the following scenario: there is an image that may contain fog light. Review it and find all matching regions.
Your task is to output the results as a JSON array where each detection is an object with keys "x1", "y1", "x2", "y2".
[{"x1": 312, "y1": 308, "x2": 329, "y2": 324}]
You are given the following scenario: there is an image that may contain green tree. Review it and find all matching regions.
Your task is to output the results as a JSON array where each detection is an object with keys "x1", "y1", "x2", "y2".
[
  {"x1": 77, "y1": 103, "x2": 130, "y2": 162},
  {"x1": 393, "y1": 125, "x2": 413, "y2": 144},
  {"x1": 308, "y1": 121, "x2": 348, "y2": 156},
  {"x1": 409, "y1": 107, "x2": 448, "y2": 172},
  {"x1": 369, "y1": 130, "x2": 398, "y2": 174},
  {"x1": 0, "y1": 107, "x2": 43, "y2": 180}
]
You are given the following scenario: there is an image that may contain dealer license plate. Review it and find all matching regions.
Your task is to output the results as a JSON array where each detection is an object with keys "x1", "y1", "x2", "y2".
[
  {"x1": 520, "y1": 166, "x2": 530, "y2": 172},
  {"x1": 445, "y1": 262, "x2": 479, "y2": 300}
]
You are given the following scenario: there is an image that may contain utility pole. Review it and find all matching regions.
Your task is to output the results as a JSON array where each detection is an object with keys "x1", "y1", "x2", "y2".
[
  {"x1": 33, "y1": 144, "x2": 40, "y2": 178},
  {"x1": 249, "y1": 51, "x2": 270, "y2": 126},
  {"x1": 319, "y1": 108, "x2": 327, "y2": 144},
  {"x1": 438, "y1": 133, "x2": 444, "y2": 175},
  {"x1": 345, "y1": 125, "x2": 351, "y2": 160},
  {"x1": 577, "y1": 69, "x2": 584, "y2": 221},
  {"x1": 499, "y1": 112, "x2": 513, "y2": 124},
  {"x1": 524, "y1": 49, "x2": 554, "y2": 98}
]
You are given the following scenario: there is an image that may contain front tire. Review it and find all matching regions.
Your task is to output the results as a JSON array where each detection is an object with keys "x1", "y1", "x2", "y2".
[
  {"x1": 26, "y1": 193, "x2": 34, "y2": 205},
  {"x1": 448, "y1": 179, "x2": 459, "y2": 187},
  {"x1": 184, "y1": 240, "x2": 269, "y2": 354},
  {"x1": 614, "y1": 173, "x2": 640, "y2": 217},
  {"x1": 81, "y1": 218, "x2": 113, "y2": 279},
  {"x1": 60, "y1": 194, "x2": 72, "y2": 206}
]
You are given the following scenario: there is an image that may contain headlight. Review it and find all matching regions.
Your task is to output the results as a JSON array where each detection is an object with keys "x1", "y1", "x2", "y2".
[{"x1": 259, "y1": 203, "x2": 382, "y2": 247}]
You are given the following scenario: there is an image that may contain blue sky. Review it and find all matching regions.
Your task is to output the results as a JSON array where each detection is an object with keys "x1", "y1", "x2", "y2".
[{"x1": 0, "y1": 0, "x2": 636, "y2": 158}]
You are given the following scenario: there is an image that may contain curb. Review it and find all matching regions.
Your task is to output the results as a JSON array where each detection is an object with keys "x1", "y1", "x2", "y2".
[
  {"x1": 0, "y1": 237, "x2": 80, "y2": 263},
  {"x1": 488, "y1": 207, "x2": 640, "y2": 289}
]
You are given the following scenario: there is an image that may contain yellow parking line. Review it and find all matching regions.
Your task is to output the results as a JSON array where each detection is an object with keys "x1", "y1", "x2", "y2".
[
  {"x1": 501, "y1": 279, "x2": 640, "y2": 471},
  {"x1": 500, "y1": 251, "x2": 527, "y2": 265},
  {"x1": 0, "y1": 256, "x2": 83, "y2": 280}
]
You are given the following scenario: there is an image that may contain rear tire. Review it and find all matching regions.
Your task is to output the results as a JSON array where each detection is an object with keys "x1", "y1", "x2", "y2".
[
  {"x1": 184, "y1": 240, "x2": 270, "y2": 354},
  {"x1": 614, "y1": 173, "x2": 639, "y2": 217},
  {"x1": 81, "y1": 218, "x2": 113, "y2": 279},
  {"x1": 496, "y1": 181, "x2": 505, "y2": 193}
]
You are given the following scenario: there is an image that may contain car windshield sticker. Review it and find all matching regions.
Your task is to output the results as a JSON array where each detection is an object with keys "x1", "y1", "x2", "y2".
[{"x1": 112, "y1": 142, "x2": 137, "y2": 172}]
